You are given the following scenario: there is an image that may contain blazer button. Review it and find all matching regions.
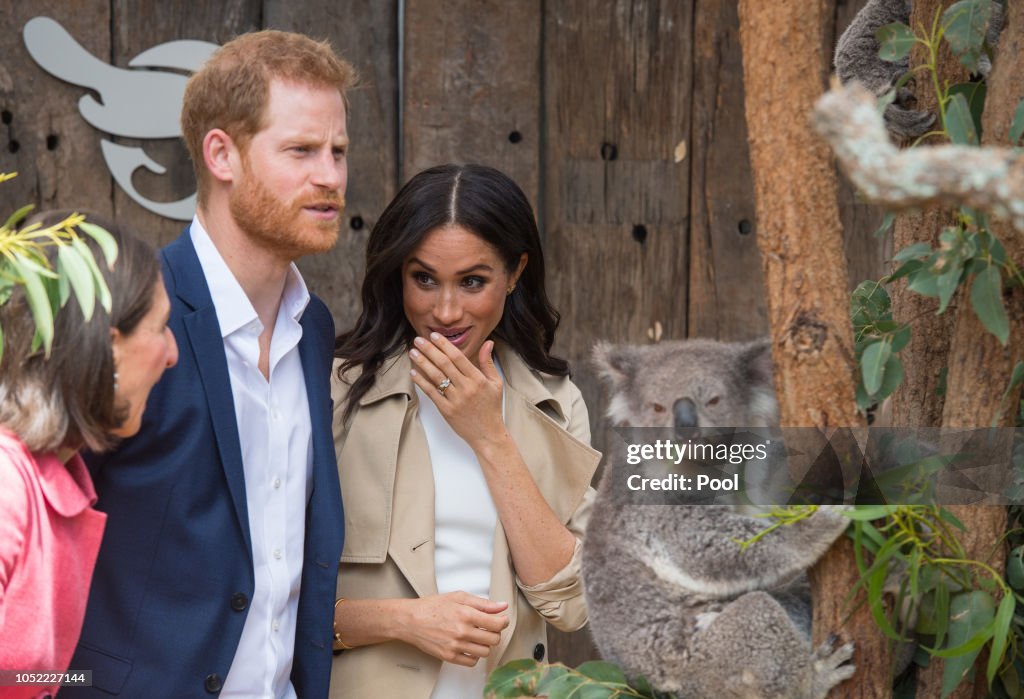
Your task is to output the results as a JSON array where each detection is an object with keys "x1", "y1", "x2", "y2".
[
  {"x1": 204, "y1": 674, "x2": 223, "y2": 693},
  {"x1": 230, "y1": 592, "x2": 248, "y2": 611},
  {"x1": 533, "y1": 643, "x2": 545, "y2": 661}
]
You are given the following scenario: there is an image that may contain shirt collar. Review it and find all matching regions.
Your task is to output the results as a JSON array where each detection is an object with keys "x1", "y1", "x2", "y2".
[{"x1": 189, "y1": 217, "x2": 310, "y2": 337}]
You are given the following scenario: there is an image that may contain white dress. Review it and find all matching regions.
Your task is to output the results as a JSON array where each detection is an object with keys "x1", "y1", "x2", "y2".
[{"x1": 414, "y1": 363, "x2": 504, "y2": 699}]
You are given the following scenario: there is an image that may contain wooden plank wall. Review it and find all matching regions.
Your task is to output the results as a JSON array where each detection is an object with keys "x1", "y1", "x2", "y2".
[{"x1": 0, "y1": 0, "x2": 883, "y2": 668}]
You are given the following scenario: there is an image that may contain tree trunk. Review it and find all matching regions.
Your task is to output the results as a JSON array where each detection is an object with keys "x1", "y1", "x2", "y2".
[
  {"x1": 889, "y1": 0, "x2": 968, "y2": 428},
  {"x1": 737, "y1": 0, "x2": 863, "y2": 430},
  {"x1": 927, "y1": 3, "x2": 1024, "y2": 696},
  {"x1": 738, "y1": 2, "x2": 877, "y2": 697}
]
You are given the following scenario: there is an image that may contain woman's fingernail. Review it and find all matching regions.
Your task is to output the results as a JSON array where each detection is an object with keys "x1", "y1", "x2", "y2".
[
  {"x1": 410, "y1": 369, "x2": 417, "y2": 377},
  {"x1": 430, "y1": 332, "x2": 440, "y2": 341},
  {"x1": 410, "y1": 348, "x2": 420, "y2": 359},
  {"x1": 414, "y1": 336, "x2": 425, "y2": 346}
]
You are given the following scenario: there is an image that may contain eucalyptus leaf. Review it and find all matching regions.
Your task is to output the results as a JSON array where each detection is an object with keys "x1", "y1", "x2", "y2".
[
  {"x1": 58, "y1": 245, "x2": 96, "y2": 320},
  {"x1": 890, "y1": 258, "x2": 924, "y2": 283},
  {"x1": 70, "y1": 236, "x2": 112, "y2": 314},
  {"x1": 908, "y1": 266, "x2": 941, "y2": 298},
  {"x1": 945, "y1": 92, "x2": 979, "y2": 145},
  {"x1": 538, "y1": 673, "x2": 586, "y2": 699},
  {"x1": 1007, "y1": 546, "x2": 1024, "y2": 589},
  {"x1": 78, "y1": 221, "x2": 119, "y2": 267},
  {"x1": 873, "y1": 354, "x2": 905, "y2": 401},
  {"x1": 987, "y1": 593, "x2": 1015, "y2": 683},
  {"x1": 862, "y1": 341, "x2": 891, "y2": 396},
  {"x1": 890, "y1": 325, "x2": 911, "y2": 353},
  {"x1": 575, "y1": 662, "x2": 629, "y2": 685},
  {"x1": 939, "y1": 590, "x2": 996, "y2": 698},
  {"x1": 486, "y1": 659, "x2": 543, "y2": 698},
  {"x1": 970, "y1": 265, "x2": 1009, "y2": 345},
  {"x1": 876, "y1": 22, "x2": 916, "y2": 62},
  {"x1": 2, "y1": 202, "x2": 34, "y2": 230},
  {"x1": 1010, "y1": 98, "x2": 1024, "y2": 146},
  {"x1": 893, "y1": 242, "x2": 934, "y2": 263},
  {"x1": 874, "y1": 211, "x2": 896, "y2": 238},
  {"x1": 936, "y1": 261, "x2": 965, "y2": 314},
  {"x1": 941, "y1": 0, "x2": 996, "y2": 73},
  {"x1": 14, "y1": 255, "x2": 54, "y2": 355},
  {"x1": 947, "y1": 82, "x2": 987, "y2": 140}
]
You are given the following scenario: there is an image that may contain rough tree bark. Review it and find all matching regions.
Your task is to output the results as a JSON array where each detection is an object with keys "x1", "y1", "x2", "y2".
[
  {"x1": 935, "y1": 2, "x2": 1024, "y2": 695},
  {"x1": 815, "y1": 5, "x2": 1023, "y2": 694},
  {"x1": 737, "y1": 3, "x2": 881, "y2": 698},
  {"x1": 889, "y1": 0, "x2": 967, "y2": 428}
]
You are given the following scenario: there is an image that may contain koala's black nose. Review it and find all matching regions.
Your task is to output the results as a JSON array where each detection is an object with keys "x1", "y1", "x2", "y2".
[{"x1": 673, "y1": 398, "x2": 698, "y2": 428}]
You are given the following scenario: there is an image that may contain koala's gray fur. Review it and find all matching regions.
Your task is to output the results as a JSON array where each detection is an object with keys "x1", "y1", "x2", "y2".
[
  {"x1": 834, "y1": 0, "x2": 1003, "y2": 143},
  {"x1": 582, "y1": 338, "x2": 854, "y2": 699}
]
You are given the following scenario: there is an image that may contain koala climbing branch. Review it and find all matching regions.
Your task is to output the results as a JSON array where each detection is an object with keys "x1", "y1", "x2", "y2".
[{"x1": 813, "y1": 81, "x2": 1024, "y2": 233}]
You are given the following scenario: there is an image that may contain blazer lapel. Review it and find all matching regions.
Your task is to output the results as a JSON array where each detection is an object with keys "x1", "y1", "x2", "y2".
[{"x1": 163, "y1": 231, "x2": 251, "y2": 558}]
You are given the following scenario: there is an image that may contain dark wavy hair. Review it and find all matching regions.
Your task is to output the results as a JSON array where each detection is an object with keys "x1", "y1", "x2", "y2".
[
  {"x1": 335, "y1": 163, "x2": 568, "y2": 418},
  {"x1": 0, "y1": 211, "x2": 159, "y2": 452}
]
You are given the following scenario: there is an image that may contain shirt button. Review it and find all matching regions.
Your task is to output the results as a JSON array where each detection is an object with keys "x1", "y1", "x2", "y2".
[
  {"x1": 273, "y1": 621, "x2": 280, "y2": 631},
  {"x1": 273, "y1": 477, "x2": 282, "y2": 489},
  {"x1": 273, "y1": 548, "x2": 282, "y2": 560}
]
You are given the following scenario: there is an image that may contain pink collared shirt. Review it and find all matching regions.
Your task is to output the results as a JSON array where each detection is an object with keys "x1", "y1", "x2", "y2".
[{"x1": 0, "y1": 430, "x2": 106, "y2": 698}]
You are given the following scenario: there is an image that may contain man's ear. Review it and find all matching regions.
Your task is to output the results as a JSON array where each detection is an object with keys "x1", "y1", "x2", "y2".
[{"x1": 203, "y1": 128, "x2": 240, "y2": 184}]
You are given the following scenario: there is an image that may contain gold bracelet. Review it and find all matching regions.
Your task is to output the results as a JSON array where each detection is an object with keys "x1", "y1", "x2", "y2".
[{"x1": 333, "y1": 597, "x2": 353, "y2": 651}]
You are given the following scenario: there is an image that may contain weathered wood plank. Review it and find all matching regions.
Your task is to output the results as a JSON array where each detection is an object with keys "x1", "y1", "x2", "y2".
[
  {"x1": 265, "y1": 0, "x2": 400, "y2": 332},
  {"x1": 0, "y1": 2, "x2": 112, "y2": 218},
  {"x1": 687, "y1": 0, "x2": 765, "y2": 341},
  {"x1": 402, "y1": 0, "x2": 541, "y2": 208},
  {"x1": 109, "y1": 1, "x2": 260, "y2": 249},
  {"x1": 543, "y1": 0, "x2": 694, "y2": 667}
]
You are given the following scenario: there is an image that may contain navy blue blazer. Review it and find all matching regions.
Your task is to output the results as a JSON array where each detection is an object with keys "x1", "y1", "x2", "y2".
[{"x1": 67, "y1": 230, "x2": 344, "y2": 698}]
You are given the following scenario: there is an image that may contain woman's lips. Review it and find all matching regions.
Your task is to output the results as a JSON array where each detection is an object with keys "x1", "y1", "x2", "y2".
[{"x1": 431, "y1": 327, "x2": 471, "y2": 347}]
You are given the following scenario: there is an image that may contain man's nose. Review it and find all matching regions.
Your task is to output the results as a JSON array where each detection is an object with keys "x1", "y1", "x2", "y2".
[{"x1": 311, "y1": 150, "x2": 344, "y2": 191}]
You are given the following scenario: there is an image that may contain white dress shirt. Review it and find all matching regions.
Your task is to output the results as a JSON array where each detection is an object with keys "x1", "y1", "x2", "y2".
[
  {"x1": 190, "y1": 218, "x2": 313, "y2": 699},
  {"x1": 415, "y1": 361, "x2": 504, "y2": 699}
]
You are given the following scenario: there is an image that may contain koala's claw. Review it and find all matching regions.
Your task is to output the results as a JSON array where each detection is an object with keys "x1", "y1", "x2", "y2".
[{"x1": 811, "y1": 640, "x2": 855, "y2": 699}]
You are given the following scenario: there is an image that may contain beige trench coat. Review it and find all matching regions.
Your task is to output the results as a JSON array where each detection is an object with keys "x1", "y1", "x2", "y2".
[{"x1": 328, "y1": 344, "x2": 600, "y2": 698}]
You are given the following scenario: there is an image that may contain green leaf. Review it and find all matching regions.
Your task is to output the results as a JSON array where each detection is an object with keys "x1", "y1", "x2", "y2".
[
  {"x1": 486, "y1": 659, "x2": 543, "y2": 698},
  {"x1": 890, "y1": 324, "x2": 912, "y2": 353},
  {"x1": 938, "y1": 590, "x2": 996, "y2": 698},
  {"x1": 0, "y1": 320, "x2": 4, "y2": 366},
  {"x1": 945, "y1": 92, "x2": 979, "y2": 145},
  {"x1": 874, "y1": 211, "x2": 896, "y2": 238},
  {"x1": 948, "y1": 81, "x2": 987, "y2": 140},
  {"x1": 2, "y1": 202, "x2": 34, "y2": 230},
  {"x1": 987, "y1": 593, "x2": 1015, "y2": 684},
  {"x1": 894, "y1": 242, "x2": 934, "y2": 263},
  {"x1": 70, "y1": 236, "x2": 112, "y2": 314},
  {"x1": 58, "y1": 245, "x2": 96, "y2": 320},
  {"x1": 78, "y1": 221, "x2": 119, "y2": 268},
  {"x1": 942, "y1": 0, "x2": 996, "y2": 73},
  {"x1": 1007, "y1": 546, "x2": 1024, "y2": 589},
  {"x1": 575, "y1": 662, "x2": 629, "y2": 685},
  {"x1": 873, "y1": 354, "x2": 905, "y2": 401},
  {"x1": 938, "y1": 507, "x2": 966, "y2": 531},
  {"x1": 936, "y1": 263, "x2": 964, "y2": 314},
  {"x1": 908, "y1": 266, "x2": 941, "y2": 298},
  {"x1": 890, "y1": 258, "x2": 924, "y2": 282},
  {"x1": 538, "y1": 673, "x2": 586, "y2": 698},
  {"x1": 1010, "y1": 98, "x2": 1024, "y2": 146},
  {"x1": 14, "y1": 255, "x2": 54, "y2": 355},
  {"x1": 876, "y1": 22, "x2": 916, "y2": 62},
  {"x1": 970, "y1": 264, "x2": 1009, "y2": 345},
  {"x1": 862, "y1": 341, "x2": 892, "y2": 395}
]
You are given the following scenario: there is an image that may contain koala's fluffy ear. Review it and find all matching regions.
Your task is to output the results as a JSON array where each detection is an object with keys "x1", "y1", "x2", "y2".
[
  {"x1": 741, "y1": 340, "x2": 774, "y2": 388},
  {"x1": 590, "y1": 342, "x2": 637, "y2": 391}
]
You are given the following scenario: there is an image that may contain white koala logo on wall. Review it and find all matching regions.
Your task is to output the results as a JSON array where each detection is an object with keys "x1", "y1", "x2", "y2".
[{"x1": 23, "y1": 17, "x2": 219, "y2": 221}]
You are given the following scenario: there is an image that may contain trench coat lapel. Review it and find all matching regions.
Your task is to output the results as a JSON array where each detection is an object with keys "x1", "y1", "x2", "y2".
[{"x1": 344, "y1": 352, "x2": 438, "y2": 598}]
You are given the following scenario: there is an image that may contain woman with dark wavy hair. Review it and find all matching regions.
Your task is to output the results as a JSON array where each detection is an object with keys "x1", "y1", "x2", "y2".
[{"x1": 329, "y1": 164, "x2": 600, "y2": 698}]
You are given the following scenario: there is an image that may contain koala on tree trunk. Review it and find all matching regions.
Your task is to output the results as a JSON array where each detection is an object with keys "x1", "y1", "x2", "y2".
[
  {"x1": 581, "y1": 339, "x2": 854, "y2": 699},
  {"x1": 834, "y1": 0, "x2": 1004, "y2": 143}
]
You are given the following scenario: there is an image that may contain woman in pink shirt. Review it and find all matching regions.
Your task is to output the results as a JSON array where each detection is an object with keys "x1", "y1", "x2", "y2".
[{"x1": 0, "y1": 213, "x2": 178, "y2": 698}]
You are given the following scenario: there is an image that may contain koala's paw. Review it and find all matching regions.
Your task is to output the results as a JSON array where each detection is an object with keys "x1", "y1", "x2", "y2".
[
  {"x1": 884, "y1": 103, "x2": 936, "y2": 142},
  {"x1": 810, "y1": 635, "x2": 855, "y2": 699}
]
